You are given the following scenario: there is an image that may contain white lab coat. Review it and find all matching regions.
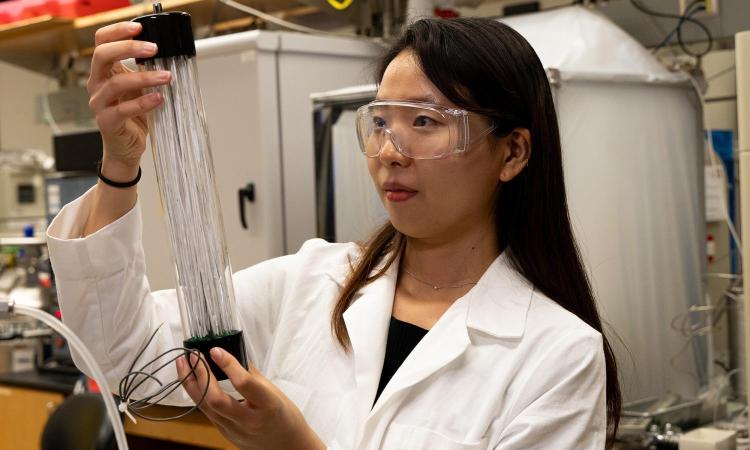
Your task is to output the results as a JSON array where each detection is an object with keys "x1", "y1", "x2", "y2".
[{"x1": 46, "y1": 189, "x2": 607, "y2": 449}]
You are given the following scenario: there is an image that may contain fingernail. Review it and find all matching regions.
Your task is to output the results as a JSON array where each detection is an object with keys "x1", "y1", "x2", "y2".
[
  {"x1": 175, "y1": 356, "x2": 184, "y2": 371},
  {"x1": 142, "y1": 42, "x2": 157, "y2": 52},
  {"x1": 188, "y1": 352, "x2": 198, "y2": 366},
  {"x1": 155, "y1": 71, "x2": 170, "y2": 82},
  {"x1": 210, "y1": 347, "x2": 223, "y2": 363},
  {"x1": 128, "y1": 22, "x2": 141, "y2": 32}
]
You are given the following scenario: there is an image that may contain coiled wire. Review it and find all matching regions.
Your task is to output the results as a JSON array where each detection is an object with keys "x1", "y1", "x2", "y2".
[{"x1": 118, "y1": 324, "x2": 210, "y2": 421}]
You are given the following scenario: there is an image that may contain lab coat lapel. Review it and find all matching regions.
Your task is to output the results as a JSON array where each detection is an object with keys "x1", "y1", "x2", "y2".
[
  {"x1": 370, "y1": 298, "x2": 471, "y2": 416},
  {"x1": 369, "y1": 252, "x2": 533, "y2": 416},
  {"x1": 341, "y1": 259, "x2": 398, "y2": 419}
]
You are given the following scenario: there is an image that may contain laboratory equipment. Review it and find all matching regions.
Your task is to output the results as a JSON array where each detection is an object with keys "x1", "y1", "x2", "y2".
[
  {"x1": 132, "y1": 3, "x2": 245, "y2": 380},
  {"x1": 726, "y1": 285, "x2": 745, "y2": 401},
  {"x1": 622, "y1": 395, "x2": 703, "y2": 430},
  {"x1": 0, "y1": 149, "x2": 52, "y2": 236},
  {"x1": 312, "y1": 85, "x2": 386, "y2": 243},
  {"x1": 737, "y1": 28, "x2": 750, "y2": 433},
  {"x1": 44, "y1": 172, "x2": 98, "y2": 224},
  {"x1": 680, "y1": 427, "x2": 737, "y2": 450},
  {"x1": 52, "y1": 130, "x2": 102, "y2": 172}
]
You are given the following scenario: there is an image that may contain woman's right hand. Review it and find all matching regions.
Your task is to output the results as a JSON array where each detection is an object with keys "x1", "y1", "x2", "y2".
[
  {"x1": 87, "y1": 21, "x2": 172, "y2": 174},
  {"x1": 81, "y1": 21, "x2": 172, "y2": 236}
]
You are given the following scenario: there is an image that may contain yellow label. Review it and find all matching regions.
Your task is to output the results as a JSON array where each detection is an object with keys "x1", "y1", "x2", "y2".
[{"x1": 327, "y1": 0, "x2": 354, "y2": 10}]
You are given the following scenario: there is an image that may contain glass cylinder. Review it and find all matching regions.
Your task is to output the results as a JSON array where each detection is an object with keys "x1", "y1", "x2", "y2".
[{"x1": 132, "y1": 4, "x2": 246, "y2": 381}]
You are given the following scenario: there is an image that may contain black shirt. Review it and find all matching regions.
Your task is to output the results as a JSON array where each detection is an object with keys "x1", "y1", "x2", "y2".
[{"x1": 373, "y1": 316, "x2": 429, "y2": 406}]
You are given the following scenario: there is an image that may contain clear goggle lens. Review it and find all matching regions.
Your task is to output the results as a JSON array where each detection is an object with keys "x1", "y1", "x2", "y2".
[{"x1": 356, "y1": 101, "x2": 474, "y2": 160}]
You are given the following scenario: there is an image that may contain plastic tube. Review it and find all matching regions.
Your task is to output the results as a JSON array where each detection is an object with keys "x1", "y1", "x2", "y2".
[
  {"x1": 13, "y1": 303, "x2": 128, "y2": 450},
  {"x1": 132, "y1": 4, "x2": 246, "y2": 381}
]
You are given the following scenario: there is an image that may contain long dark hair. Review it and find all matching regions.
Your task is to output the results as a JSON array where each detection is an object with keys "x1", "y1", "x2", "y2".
[{"x1": 330, "y1": 18, "x2": 621, "y2": 445}]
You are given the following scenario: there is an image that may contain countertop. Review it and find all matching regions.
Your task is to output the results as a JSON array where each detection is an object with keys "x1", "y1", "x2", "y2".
[{"x1": 0, "y1": 368, "x2": 81, "y2": 394}]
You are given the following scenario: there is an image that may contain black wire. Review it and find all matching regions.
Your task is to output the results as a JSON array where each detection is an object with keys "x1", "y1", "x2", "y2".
[
  {"x1": 714, "y1": 359, "x2": 730, "y2": 373},
  {"x1": 652, "y1": 0, "x2": 704, "y2": 51},
  {"x1": 676, "y1": 5, "x2": 713, "y2": 57},
  {"x1": 117, "y1": 325, "x2": 212, "y2": 421},
  {"x1": 630, "y1": 0, "x2": 713, "y2": 58}
]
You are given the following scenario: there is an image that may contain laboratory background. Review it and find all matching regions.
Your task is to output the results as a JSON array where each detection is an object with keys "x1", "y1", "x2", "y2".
[{"x1": 0, "y1": 0, "x2": 747, "y2": 448}]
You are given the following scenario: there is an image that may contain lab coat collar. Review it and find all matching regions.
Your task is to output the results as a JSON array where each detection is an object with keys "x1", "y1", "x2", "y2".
[
  {"x1": 464, "y1": 251, "x2": 534, "y2": 339},
  {"x1": 326, "y1": 250, "x2": 534, "y2": 341},
  {"x1": 330, "y1": 250, "x2": 533, "y2": 442}
]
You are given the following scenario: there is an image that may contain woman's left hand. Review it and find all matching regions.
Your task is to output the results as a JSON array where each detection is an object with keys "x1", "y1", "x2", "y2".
[{"x1": 176, "y1": 347, "x2": 325, "y2": 450}]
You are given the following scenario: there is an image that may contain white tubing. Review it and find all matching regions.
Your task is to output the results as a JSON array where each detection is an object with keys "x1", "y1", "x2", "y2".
[{"x1": 13, "y1": 303, "x2": 129, "y2": 450}]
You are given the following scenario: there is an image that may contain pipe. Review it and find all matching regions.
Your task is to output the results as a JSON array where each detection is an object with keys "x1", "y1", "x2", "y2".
[{"x1": 0, "y1": 298, "x2": 129, "y2": 450}]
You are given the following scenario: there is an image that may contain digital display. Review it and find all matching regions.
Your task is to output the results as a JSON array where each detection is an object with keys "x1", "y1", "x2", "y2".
[{"x1": 17, "y1": 184, "x2": 35, "y2": 204}]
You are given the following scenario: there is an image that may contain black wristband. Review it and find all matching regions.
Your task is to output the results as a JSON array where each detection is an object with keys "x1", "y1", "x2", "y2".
[{"x1": 97, "y1": 161, "x2": 141, "y2": 188}]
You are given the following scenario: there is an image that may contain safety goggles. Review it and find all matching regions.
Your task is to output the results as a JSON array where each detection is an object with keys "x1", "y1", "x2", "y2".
[{"x1": 355, "y1": 100, "x2": 498, "y2": 160}]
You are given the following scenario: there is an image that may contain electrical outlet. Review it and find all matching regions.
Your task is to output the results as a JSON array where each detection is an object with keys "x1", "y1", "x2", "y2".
[{"x1": 679, "y1": 0, "x2": 719, "y2": 16}]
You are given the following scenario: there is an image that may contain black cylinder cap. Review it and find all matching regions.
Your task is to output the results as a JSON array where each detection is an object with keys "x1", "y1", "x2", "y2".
[{"x1": 132, "y1": 4, "x2": 195, "y2": 64}]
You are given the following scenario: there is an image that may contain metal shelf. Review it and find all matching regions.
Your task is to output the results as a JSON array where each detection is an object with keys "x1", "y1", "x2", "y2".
[{"x1": 0, "y1": 0, "x2": 308, "y2": 73}]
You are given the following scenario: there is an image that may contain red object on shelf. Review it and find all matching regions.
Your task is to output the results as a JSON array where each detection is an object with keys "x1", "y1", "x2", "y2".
[
  {"x1": 0, "y1": 0, "x2": 29, "y2": 24},
  {"x1": 0, "y1": 0, "x2": 130, "y2": 25},
  {"x1": 434, "y1": 7, "x2": 460, "y2": 19}
]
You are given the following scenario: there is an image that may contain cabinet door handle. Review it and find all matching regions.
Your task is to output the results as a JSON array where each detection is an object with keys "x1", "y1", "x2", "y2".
[{"x1": 238, "y1": 183, "x2": 256, "y2": 230}]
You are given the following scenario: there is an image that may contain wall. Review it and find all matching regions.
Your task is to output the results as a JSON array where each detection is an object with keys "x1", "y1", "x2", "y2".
[
  {"x1": 0, "y1": 61, "x2": 55, "y2": 235},
  {"x1": 0, "y1": 60, "x2": 54, "y2": 155}
]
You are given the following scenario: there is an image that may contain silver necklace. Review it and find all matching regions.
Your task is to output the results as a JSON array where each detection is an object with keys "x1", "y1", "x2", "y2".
[
  {"x1": 401, "y1": 227, "x2": 489, "y2": 291},
  {"x1": 401, "y1": 266, "x2": 478, "y2": 291}
]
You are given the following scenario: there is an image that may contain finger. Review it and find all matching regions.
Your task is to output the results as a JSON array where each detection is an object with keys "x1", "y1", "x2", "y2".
[
  {"x1": 179, "y1": 352, "x2": 251, "y2": 426},
  {"x1": 94, "y1": 21, "x2": 143, "y2": 47},
  {"x1": 176, "y1": 354, "x2": 203, "y2": 400},
  {"x1": 210, "y1": 347, "x2": 275, "y2": 408},
  {"x1": 95, "y1": 92, "x2": 162, "y2": 134},
  {"x1": 89, "y1": 70, "x2": 171, "y2": 112},
  {"x1": 177, "y1": 353, "x2": 214, "y2": 399},
  {"x1": 175, "y1": 357, "x2": 195, "y2": 404},
  {"x1": 90, "y1": 40, "x2": 158, "y2": 85}
]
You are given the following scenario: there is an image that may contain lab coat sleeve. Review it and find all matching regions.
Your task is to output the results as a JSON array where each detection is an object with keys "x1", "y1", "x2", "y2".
[
  {"x1": 46, "y1": 188, "x2": 292, "y2": 406},
  {"x1": 492, "y1": 330, "x2": 607, "y2": 449},
  {"x1": 46, "y1": 189, "x2": 195, "y2": 405}
]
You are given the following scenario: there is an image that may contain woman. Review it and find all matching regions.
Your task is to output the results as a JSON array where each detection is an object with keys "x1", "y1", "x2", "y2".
[{"x1": 47, "y1": 17, "x2": 620, "y2": 449}]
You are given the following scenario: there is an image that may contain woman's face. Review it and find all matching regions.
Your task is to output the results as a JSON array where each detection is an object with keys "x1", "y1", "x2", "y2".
[{"x1": 367, "y1": 50, "x2": 510, "y2": 242}]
